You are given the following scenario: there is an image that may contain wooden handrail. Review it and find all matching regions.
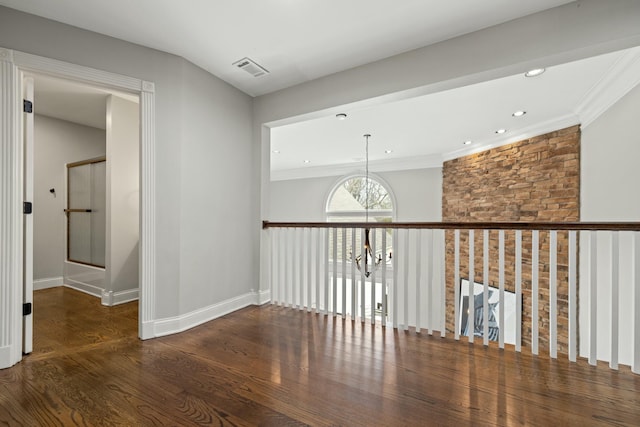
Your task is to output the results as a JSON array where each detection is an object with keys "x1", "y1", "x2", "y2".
[{"x1": 263, "y1": 220, "x2": 640, "y2": 231}]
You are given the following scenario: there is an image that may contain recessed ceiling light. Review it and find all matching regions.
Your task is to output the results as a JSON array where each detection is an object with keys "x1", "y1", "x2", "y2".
[
  {"x1": 384, "y1": 149, "x2": 393, "y2": 154},
  {"x1": 336, "y1": 113, "x2": 347, "y2": 120},
  {"x1": 512, "y1": 110, "x2": 526, "y2": 117},
  {"x1": 272, "y1": 150, "x2": 280, "y2": 154},
  {"x1": 303, "y1": 160, "x2": 311, "y2": 164},
  {"x1": 495, "y1": 129, "x2": 507, "y2": 134},
  {"x1": 524, "y1": 68, "x2": 545, "y2": 77},
  {"x1": 463, "y1": 140, "x2": 472, "y2": 145}
]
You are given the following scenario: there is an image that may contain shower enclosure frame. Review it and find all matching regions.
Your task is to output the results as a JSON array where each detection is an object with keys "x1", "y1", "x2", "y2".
[{"x1": 65, "y1": 156, "x2": 107, "y2": 269}]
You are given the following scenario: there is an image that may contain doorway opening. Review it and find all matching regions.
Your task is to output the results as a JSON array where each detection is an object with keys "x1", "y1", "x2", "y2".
[{"x1": 25, "y1": 72, "x2": 140, "y2": 358}]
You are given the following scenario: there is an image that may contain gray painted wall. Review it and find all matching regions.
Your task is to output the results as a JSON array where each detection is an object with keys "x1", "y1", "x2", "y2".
[
  {"x1": 0, "y1": 5, "x2": 253, "y2": 319},
  {"x1": 270, "y1": 168, "x2": 442, "y2": 222},
  {"x1": 106, "y1": 95, "x2": 139, "y2": 294},
  {"x1": 33, "y1": 115, "x2": 106, "y2": 281}
]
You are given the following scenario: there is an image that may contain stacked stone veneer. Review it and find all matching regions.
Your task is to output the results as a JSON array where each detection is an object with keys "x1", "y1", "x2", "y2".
[{"x1": 442, "y1": 125, "x2": 580, "y2": 354}]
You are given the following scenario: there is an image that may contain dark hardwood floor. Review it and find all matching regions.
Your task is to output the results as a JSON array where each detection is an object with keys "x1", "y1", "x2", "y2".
[{"x1": 1, "y1": 287, "x2": 639, "y2": 426}]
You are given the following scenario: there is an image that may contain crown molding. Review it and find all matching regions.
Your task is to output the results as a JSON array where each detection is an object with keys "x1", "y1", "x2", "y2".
[
  {"x1": 442, "y1": 114, "x2": 580, "y2": 162},
  {"x1": 0, "y1": 47, "x2": 13, "y2": 63},
  {"x1": 577, "y1": 46, "x2": 640, "y2": 128}
]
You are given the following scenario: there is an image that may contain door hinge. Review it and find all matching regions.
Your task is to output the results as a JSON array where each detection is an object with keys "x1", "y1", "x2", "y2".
[
  {"x1": 23, "y1": 302, "x2": 32, "y2": 316},
  {"x1": 23, "y1": 100, "x2": 33, "y2": 113},
  {"x1": 23, "y1": 201, "x2": 32, "y2": 214}
]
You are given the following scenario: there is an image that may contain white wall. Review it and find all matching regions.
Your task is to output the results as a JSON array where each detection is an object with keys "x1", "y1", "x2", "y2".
[
  {"x1": 580, "y1": 82, "x2": 640, "y2": 367},
  {"x1": 33, "y1": 115, "x2": 105, "y2": 284},
  {"x1": 105, "y1": 95, "x2": 139, "y2": 296},
  {"x1": 270, "y1": 168, "x2": 442, "y2": 222},
  {"x1": 0, "y1": 5, "x2": 254, "y2": 323}
]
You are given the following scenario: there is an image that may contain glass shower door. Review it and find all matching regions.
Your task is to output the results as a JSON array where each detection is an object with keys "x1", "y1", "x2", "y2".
[{"x1": 66, "y1": 157, "x2": 106, "y2": 267}]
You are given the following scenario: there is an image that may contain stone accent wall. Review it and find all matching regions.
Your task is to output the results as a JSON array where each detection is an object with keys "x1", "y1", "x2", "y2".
[{"x1": 442, "y1": 125, "x2": 580, "y2": 353}]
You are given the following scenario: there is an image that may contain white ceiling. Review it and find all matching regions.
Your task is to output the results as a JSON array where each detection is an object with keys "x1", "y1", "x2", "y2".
[
  {"x1": 5, "y1": 1, "x2": 639, "y2": 180},
  {"x1": 1, "y1": 0, "x2": 574, "y2": 96},
  {"x1": 271, "y1": 46, "x2": 640, "y2": 180},
  {"x1": 29, "y1": 74, "x2": 138, "y2": 130}
]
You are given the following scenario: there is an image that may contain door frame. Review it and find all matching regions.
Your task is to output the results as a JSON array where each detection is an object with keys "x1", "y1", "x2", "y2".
[{"x1": 0, "y1": 46, "x2": 157, "y2": 369}]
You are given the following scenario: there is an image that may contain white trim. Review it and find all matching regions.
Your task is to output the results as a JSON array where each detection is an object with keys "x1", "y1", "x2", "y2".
[
  {"x1": 577, "y1": 46, "x2": 640, "y2": 128},
  {"x1": 101, "y1": 288, "x2": 139, "y2": 306},
  {"x1": 151, "y1": 291, "x2": 261, "y2": 338},
  {"x1": 64, "y1": 281, "x2": 103, "y2": 299},
  {"x1": 256, "y1": 289, "x2": 271, "y2": 305},
  {"x1": 0, "y1": 46, "x2": 156, "y2": 368},
  {"x1": 0, "y1": 49, "x2": 23, "y2": 369},
  {"x1": 13, "y1": 50, "x2": 143, "y2": 92},
  {"x1": 443, "y1": 114, "x2": 580, "y2": 161},
  {"x1": 33, "y1": 277, "x2": 63, "y2": 290}
]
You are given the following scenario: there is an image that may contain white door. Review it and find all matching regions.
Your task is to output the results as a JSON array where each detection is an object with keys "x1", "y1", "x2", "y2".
[{"x1": 23, "y1": 75, "x2": 34, "y2": 354}]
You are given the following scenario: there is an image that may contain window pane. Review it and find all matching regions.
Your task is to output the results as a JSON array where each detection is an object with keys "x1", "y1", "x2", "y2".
[{"x1": 328, "y1": 177, "x2": 392, "y2": 212}]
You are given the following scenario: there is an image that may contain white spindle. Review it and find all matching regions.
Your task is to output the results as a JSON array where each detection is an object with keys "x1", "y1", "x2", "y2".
[
  {"x1": 498, "y1": 230, "x2": 505, "y2": 349},
  {"x1": 549, "y1": 230, "x2": 558, "y2": 359},
  {"x1": 454, "y1": 230, "x2": 460, "y2": 341},
  {"x1": 483, "y1": 229, "x2": 489, "y2": 347},
  {"x1": 315, "y1": 228, "x2": 321, "y2": 314},
  {"x1": 371, "y1": 229, "x2": 377, "y2": 325},
  {"x1": 381, "y1": 229, "x2": 387, "y2": 327},
  {"x1": 392, "y1": 229, "x2": 399, "y2": 329},
  {"x1": 361, "y1": 228, "x2": 366, "y2": 322},
  {"x1": 589, "y1": 230, "x2": 597, "y2": 366},
  {"x1": 468, "y1": 229, "x2": 475, "y2": 344},
  {"x1": 332, "y1": 228, "x2": 338, "y2": 316},
  {"x1": 298, "y1": 228, "x2": 304, "y2": 309},
  {"x1": 292, "y1": 229, "x2": 298, "y2": 308},
  {"x1": 568, "y1": 230, "x2": 577, "y2": 362},
  {"x1": 440, "y1": 230, "x2": 446, "y2": 338},
  {"x1": 307, "y1": 228, "x2": 312, "y2": 312},
  {"x1": 515, "y1": 230, "x2": 522, "y2": 352},
  {"x1": 351, "y1": 228, "x2": 357, "y2": 320},
  {"x1": 403, "y1": 229, "x2": 410, "y2": 330},
  {"x1": 427, "y1": 229, "x2": 434, "y2": 335},
  {"x1": 532, "y1": 230, "x2": 539, "y2": 356},
  {"x1": 278, "y1": 228, "x2": 287, "y2": 306},
  {"x1": 285, "y1": 228, "x2": 292, "y2": 307},
  {"x1": 611, "y1": 231, "x2": 619, "y2": 370},
  {"x1": 342, "y1": 228, "x2": 347, "y2": 318},
  {"x1": 415, "y1": 230, "x2": 422, "y2": 333},
  {"x1": 270, "y1": 229, "x2": 277, "y2": 305},
  {"x1": 324, "y1": 228, "x2": 329, "y2": 315},
  {"x1": 633, "y1": 232, "x2": 640, "y2": 375}
]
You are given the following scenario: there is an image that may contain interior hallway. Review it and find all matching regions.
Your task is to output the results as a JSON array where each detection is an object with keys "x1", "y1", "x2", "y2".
[{"x1": 0, "y1": 287, "x2": 639, "y2": 425}]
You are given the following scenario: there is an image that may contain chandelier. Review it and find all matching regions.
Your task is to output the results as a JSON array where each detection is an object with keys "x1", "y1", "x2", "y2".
[{"x1": 351, "y1": 134, "x2": 392, "y2": 278}]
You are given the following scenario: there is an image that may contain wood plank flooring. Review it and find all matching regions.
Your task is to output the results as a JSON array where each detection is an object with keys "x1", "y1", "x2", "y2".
[{"x1": 1, "y1": 287, "x2": 639, "y2": 426}]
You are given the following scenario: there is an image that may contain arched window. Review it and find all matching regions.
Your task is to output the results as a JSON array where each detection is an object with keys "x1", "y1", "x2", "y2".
[{"x1": 325, "y1": 174, "x2": 395, "y2": 222}]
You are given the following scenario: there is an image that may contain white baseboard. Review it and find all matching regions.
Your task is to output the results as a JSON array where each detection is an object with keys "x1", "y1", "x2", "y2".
[
  {"x1": 64, "y1": 280, "x2": 103, "y2": 299},
  {"x1": 0, "y1": 345, "x2": 11, "y2": 370},
  {"x1": 33, "y1": 277, "x2": 63, "y2": 290},
  {"x1": 257, "y1": 289, "x2": 271, "y2": 305},
  {"x1": 101, "y1": 288, "x2": 139, "y2": 306},
  {"x1": 151, "y1": 290, "x2": 262, "y2": 338}
]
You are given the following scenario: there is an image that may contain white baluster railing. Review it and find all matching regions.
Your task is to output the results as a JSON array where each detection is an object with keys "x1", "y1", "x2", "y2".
[{"x1": 263, "y1": 221, "x2": 640, "y2": 374}]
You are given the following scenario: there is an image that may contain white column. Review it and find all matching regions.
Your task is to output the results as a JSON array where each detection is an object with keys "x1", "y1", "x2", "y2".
[
  {"x1": 0, "y1": 49, "x2": 23, "y2": 368},
  {"x1": 139, "y1": 83, "x2": 156, "y2": 339}
]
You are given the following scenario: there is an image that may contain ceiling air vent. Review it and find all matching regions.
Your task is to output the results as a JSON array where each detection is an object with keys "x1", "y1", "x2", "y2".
[{"x1": 233, "y1": 57, "x2": 269, "y2": 77}]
